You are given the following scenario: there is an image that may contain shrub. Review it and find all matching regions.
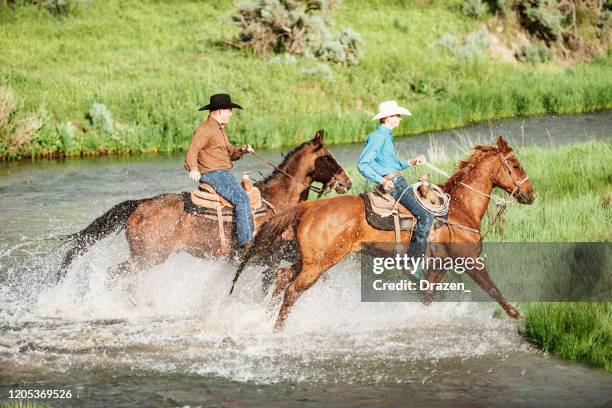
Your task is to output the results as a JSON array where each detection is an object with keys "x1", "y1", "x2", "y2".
[
  {"x1": 485, "y1": 0, "x2": 512, "y2": 17},
  {"x1": 462, "y1": 0, "x2": 488, "y2": 19},
  {"x1": 516, "y1": 0, "x2": 564, "y2": 43},
  {"x1": 87, "y1": 102, "x2": 113, "y2": 133},
  {"x1": 516, "y1": 41, "x2": 552, "y2": 63},
  {"x1": 316, "y1": 28, "x2": 362, "y2": 65},
  {"x1": 232, "y1": 0, "x2": 363, "y2": 65},
  {"x1": 437, "y1": 28, "x2": 491, "y2": 61}
]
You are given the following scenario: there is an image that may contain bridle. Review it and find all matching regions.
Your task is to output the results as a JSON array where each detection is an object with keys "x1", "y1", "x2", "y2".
[
  {"x1": 314, "y1": 149, "x2": 351, "y2": 198},
  {"x1": 497, "y1": 152, "x2": 530, "y2": 199},
  {"x1": 250, "y1": 147, "x2": 349, "y2": 197},
  {"x1": 422, "y1": 150, "x2": 529, "y2": 206}
]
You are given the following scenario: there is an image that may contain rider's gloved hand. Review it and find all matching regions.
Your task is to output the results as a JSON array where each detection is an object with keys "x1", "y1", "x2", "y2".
[
  {"x1": 189, "y1": 169, "x2": 201, "y2": 182},
  {"x1": 241, "y1": 144, "x2": 254, "y2": 154}
]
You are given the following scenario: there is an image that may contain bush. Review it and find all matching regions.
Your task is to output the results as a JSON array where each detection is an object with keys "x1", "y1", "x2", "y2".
[
  {"x1": 486, "y1": 0, "x2": 512, "y2": 16},
  {"x1": 516, "y1": 0, "x2": 564, "y2": 43},
  {"x1": 87, "y1": 102, "x2": 113, "y2": 133},
  {"x1": 516, "y1": 41, "x2": 552, "y2": 63},
  {"x1": 462, "y1": 0, "x2": 488, "y2": 19},
  {"x1": 437, "y1": 28, "x2": 491, "y2": 61},
  {"x1": 232, "y1": 0, "x2": 363, "y2": 65}
]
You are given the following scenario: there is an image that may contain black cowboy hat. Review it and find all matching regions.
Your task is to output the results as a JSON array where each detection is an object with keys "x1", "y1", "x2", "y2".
[{"x1": 198, "y1": 93, "x2": 242, "y2": 111}]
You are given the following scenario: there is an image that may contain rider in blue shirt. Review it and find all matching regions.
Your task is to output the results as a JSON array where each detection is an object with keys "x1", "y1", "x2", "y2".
[{"x1": 358, "y1": 100, "x2": 434, "y2": 245}]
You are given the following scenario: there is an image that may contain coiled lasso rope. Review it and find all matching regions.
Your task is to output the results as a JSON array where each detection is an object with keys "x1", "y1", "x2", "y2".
[
  {"x1": 389, "y1": 181, "x2": 450, "y2": 217},
  {"x1": 411, "y1": 182, "x2": 450, "y2": 217}
]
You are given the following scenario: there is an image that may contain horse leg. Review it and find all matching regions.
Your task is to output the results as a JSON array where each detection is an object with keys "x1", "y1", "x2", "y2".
[
  {"x1": 465, "y1": 265, "x2": 522, "y2": 319},
  {"x1": 272, "y1": 263, "x2": 301, "y2": 299},
  {"x1": 261, "y1": 254, "x2": 282, "y2": 295},
  {"x1": 419, "y1": 270, "x2": 447, "y2": 305},
  {"x1": 274, "y1": 263, "x2": 323, "y2": 331}
]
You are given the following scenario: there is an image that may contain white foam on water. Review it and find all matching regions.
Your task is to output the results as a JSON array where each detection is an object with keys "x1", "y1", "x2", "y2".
[{"x1": 0, "y1": 237, "x2": 527, "y2": 384}]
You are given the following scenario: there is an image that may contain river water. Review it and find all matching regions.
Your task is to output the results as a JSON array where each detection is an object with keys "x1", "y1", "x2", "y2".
[{"x1": 1, "y1": 112, "x2": 611, "y2": 407}]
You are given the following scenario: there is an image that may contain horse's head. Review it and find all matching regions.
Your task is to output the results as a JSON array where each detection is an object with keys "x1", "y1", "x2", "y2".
[
  {"x1": 307, "y1": 130, "x2": 352, "y2": 194},
  {"x1": 493, "y1": 136, "x2": 534, "y2": 205}
]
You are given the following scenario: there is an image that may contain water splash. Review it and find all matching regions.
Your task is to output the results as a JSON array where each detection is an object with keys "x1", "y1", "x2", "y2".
[{"x1": 0, "y1": 236, "x2": 526, "y2": 385}]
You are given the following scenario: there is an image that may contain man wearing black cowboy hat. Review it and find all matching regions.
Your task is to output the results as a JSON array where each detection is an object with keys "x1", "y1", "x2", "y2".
[{"x1": 185, "y1": 93, "x2": 254, "y2": 249}]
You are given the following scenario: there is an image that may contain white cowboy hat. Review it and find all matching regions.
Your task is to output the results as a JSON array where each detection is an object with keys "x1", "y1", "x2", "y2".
[{"x1": 372, "y1": 100, "x2": 412, "y2": 120}]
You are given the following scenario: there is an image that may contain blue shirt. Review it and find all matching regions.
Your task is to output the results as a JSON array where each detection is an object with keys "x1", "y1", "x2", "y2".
[{"x1": 357, "y1": 125, "x2": 409, "y2": 184}]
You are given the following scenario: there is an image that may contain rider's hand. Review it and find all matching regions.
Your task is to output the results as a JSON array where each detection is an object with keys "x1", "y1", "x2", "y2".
[
  {"x1": 241, "y1": 144, "x2": 254, "y2": 154},
  {"x1": 189, "y1": 169, "x2": 201, "y2": 182},
  {"x1": 382, "y1": 179, "x2": 395, "y2": 192},
  {"x1": 410, "y1": 154, "x2": 425, "y2": 166}
]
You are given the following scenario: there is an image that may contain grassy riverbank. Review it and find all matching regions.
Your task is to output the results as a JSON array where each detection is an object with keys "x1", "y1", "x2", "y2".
[
  {"x1": 523, "y1": 302, "x2": 611, "y2": 371},
  {"x1": 347, "y1": 139, "x2": 611, "y2": 369},
  {"x1": 1, "y1": 0, "x2": 611, "y2": 159}
]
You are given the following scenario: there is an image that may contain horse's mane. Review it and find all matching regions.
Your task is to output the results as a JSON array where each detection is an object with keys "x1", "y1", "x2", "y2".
[
  {"x1": 255, "y1": 140, "x2": 314, "y2": 187},
  {"x1": 440, "y1": 137, "x2": 512, "y2": 192}
]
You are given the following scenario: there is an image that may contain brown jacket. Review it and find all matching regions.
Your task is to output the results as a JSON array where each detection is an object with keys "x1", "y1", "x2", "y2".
[{"x1": 184, "y1": 116, "x2": 247, "y2": 174}]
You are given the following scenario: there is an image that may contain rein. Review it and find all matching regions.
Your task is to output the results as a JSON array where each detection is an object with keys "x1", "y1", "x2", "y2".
[{"x1": 250, "y1": 150, "x2": 334, "y2": 196}]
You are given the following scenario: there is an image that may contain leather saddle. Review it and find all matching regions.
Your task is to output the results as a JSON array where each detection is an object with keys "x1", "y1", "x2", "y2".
[
  {"x1": 190, "y1": 183, "x2": 264, "y2": 213},
  {"x1": 362, "y1": 186, "x2": 414, "y2": 231},
  {"x1": 183, "y1": 180, "x2": 269, "y2": 254}
]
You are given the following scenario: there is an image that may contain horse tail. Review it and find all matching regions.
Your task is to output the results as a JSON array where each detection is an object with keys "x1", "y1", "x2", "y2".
[
  {"x1": 57, "y1": 198, "x2": 148, "y2": 282},
  {"x1": 229, "y1": 204, "x2": 307, "y2": 294}
]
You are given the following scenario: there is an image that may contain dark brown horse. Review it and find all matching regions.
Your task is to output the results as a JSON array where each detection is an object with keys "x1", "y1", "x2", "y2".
[
  {"x1": 232, "y1": 136, "x2": 535, "y2": 331},
  {"x1": 57, "y1": 130, "x2": 352, "y2": 280}
]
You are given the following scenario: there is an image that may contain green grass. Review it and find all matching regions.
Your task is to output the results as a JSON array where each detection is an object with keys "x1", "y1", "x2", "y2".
[
  {"x1": 0, "y1": 402, "x2": 52, "y2": 408},
  {"x1": 346, "y1": 140, "x2": 611, "y2": 369},
  {"x1": 0, "y1": 0, "x2": 611, "y2": 158},
  {"x1": 522, "y1": 303, "x2": 611, "y2": 371}
]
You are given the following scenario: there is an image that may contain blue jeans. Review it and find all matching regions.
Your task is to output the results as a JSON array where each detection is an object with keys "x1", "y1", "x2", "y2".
[
  {"x1": 388, "y1": 175, "x2": 434, "y2": 244},
  {"x1": 200, "y1": 170, "x2": 254, "y2": 246}
]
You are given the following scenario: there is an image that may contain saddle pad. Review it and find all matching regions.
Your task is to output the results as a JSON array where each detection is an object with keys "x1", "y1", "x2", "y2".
[
  {"x1": 183, "y1": 192, "x2": 267, "y2": 219},
  {"x1": 362, "y1": 193, "x2": 414, "y2": 231}
]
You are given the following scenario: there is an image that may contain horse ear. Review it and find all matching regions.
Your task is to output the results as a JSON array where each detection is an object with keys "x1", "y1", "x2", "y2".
[
  {"x1": 495, "y1": 135, "x2": 509, "y2": 151},
  {"x1": 313, "y1": 129, "x2": 325, "y2": 145}
]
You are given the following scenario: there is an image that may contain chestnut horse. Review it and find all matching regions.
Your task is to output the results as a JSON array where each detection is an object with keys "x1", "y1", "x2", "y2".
[
  {"x1": 57, "y1": 130, "x2": 352, "y2": 281},
  {"x1": 232, "y1": 136, "x2": 535, "y2": 331}
]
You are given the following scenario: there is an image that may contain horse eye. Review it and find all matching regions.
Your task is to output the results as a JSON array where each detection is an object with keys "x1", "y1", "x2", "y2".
[{"x1": 512, "y1": 164, "x2": 519, "y2": 170}]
